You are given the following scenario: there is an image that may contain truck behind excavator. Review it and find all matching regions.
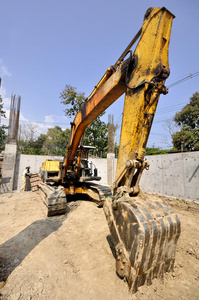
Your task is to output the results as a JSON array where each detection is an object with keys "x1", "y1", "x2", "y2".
[{"x1": 39, "y1": 7, "x2": 181, "y2": 293}]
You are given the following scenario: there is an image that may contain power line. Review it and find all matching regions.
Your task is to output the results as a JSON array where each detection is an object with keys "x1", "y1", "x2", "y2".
[
  {"x1": 2, "y1": 70, "x2": 198, "y2": 130},
  {"x1": 114, "y1": 69, "x2": 199, "y2": 134},
  {"x1": 156, "y1": 103, "x2": 187, "y2": 113},
  {"x1": 156, "y1": 106, "x2": 185, "y2": 116},
  {"x1": 167, "y1": 71, "x2": 199, "y2": 89},
  {"x1": 108, "y1": 70, "x2": 199, "y2": 146},
  {"x1": 113, "y1": 70, "x2": 198, "y2": 128},
  {"x1": 115, "y1": 112, "x2": 123, "y2": 124}
]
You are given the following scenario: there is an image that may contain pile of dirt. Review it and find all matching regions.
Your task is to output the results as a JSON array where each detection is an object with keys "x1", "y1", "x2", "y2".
[{"x1": 0, "y1": 191, "x2": 199, "y2": 299}]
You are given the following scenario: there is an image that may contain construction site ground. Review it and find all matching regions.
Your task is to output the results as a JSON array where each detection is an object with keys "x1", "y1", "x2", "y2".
[{"x1": 0, "y1": 191, "x2": 199, "y2": 300}]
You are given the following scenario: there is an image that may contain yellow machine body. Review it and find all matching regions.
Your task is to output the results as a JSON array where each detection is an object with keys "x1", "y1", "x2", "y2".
[{"x1": 41, "y1": 160, "x2": 60, "y2": 172}]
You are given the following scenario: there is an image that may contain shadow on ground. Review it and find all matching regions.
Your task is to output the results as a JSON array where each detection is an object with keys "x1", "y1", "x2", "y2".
[
  {"x1": 0, "y1": 196, "x2": 89, "y2": 283},
  {"x1": 0, "y1": 218, "x2": 64, "y2": 282},
  {"x1": 106, "y1": 235, "x2": 117, "y2": 259}
]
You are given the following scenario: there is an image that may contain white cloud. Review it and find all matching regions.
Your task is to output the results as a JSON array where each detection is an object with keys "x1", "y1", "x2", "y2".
[
  {"x1": 0, "y1": 59, "x2": 12, "y2": 78},
  {"x1": 19, "y1": 112, "x2": 29, "y2": 122},
  {"x1": 4, "y1": 108, "x2": 10, "y2": 119},
  {"x1": 26, "y1": 114, "x2": 70, "y2": 138},
  {"x1": 0, "y1": 85, "x2": 11, "y2": 109},
  {"x1": 1, "y1": 99, "x2": 70, "y2": 141},
  {"x1": 2, "y1": 97, "x2": 11, "y2": 109},
  {"x1": 0, "y1": 60, "x2": 56, "y2": 138},
  {"x1": 0, "y1": 65, "x2": 12, "y2": 77},
  {"x1": 44, "y1": 115, "x2": 55, "y2": 123},
  {"x1": 0, "y1": 59, "x2": 12, "y2": 109},
  {"x1": 0, "y1": 85, "x2": 6, "y2": 98},
  {"x1": 0, "y1": 76, "x2": 11, "y2": 110},
  {"x1": 44, "y1": 114, "x2": 69, "y2": 127}
]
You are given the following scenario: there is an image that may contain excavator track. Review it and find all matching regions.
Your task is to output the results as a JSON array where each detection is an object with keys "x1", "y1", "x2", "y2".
[
  {"x1": 39, "y1": 183, "x2": 67, "y2": 217},
  {"x1": 103, "y1": 194, "x2": 181, "y2": 293},
  {"x1": 85, "y1": 182, "x2": 112, "y2": 206},
  {"x1": 39, "y1": 182, "x2": 112, "y2": 216}
]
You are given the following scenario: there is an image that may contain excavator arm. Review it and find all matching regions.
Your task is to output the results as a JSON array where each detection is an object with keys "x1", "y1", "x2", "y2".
[
  {"x1": 41, "y1": 7, "x2": 180, "y2": 293},
  {"x1": 63, "y1": 7, "x2": 173, "y2": 184}
]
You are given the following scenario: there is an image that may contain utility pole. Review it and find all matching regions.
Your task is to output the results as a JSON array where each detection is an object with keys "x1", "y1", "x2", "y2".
[
  {"x1": 7, "y1": 94, "x2": 21, "y2": 143},
  {"x1": 107, "y1": 114, "x2": 116, "y2": 186},
  {"x1": 181, "y1": 141, "x2": 184, "y2": 152},
  {"x1": 108, "y1": 114, "x2": 116, "y2": 153},
  {"x1": 1, "y1": 94, "x2": 21, "y2": 193}
]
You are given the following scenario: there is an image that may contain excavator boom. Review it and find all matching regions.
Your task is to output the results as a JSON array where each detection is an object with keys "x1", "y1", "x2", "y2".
[{"x1": 102, "y1": 8, "x2": 180, "y2": 292}]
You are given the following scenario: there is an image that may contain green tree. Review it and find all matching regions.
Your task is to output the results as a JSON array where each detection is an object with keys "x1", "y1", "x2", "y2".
[
  {"x1": 18, "y1": 134, "x2": 47, "y2": 154},
  {"x1": 18, "y1": 123, "x2": 45, "y2": 154},
  {"x1": 0, "y1": 95, "x2": 7, "y2": 152},
  {"x1": 84, "y1": 117, "x2": 108, "y2": 157},
  {"x1": 34, "y1": 134, "x2": 47, "y2": 153},
  {"x1": 41, "y1": 126, "x2": 70, "y2": 155},
  {"x1": 18, "y1": 126, "x2": 70, "y2": 156},
  {"x1": 57, "y1": 128, "x2": 71, "y2": 155},
  {"x1": 145, "y1": 146, "x2": 168, "y2": 156},
  {"x1": 172, "y1": 92, "x2": 199, "y2": 151},
  {"x1": 60, "y1": 84, "x2": 86, "y2": 117},
  {"x1": 60, "y1": 85, "x2": 108, "y2": 157}
]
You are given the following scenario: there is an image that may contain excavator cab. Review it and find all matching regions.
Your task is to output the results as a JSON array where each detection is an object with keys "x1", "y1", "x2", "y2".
[{"x1": 72, "y1": 145, "x2": 100, "y2": 181}]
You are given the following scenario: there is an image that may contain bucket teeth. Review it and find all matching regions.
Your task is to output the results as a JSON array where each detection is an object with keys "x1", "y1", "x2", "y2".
[{"x1": 103, "y1": 195, "x2": 181, "y2": 293}]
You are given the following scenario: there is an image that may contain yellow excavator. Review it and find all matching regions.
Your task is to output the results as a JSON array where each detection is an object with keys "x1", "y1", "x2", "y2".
[{"x1": 40, "y1": 7, "x2": 180, "y2": 293}]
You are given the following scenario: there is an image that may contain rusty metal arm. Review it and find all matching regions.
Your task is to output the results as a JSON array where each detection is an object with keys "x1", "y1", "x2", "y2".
[
  {"x1": 63, "y1": 7, "x2": 175, "y2": 180},
  {"x1": 64, "y1": 60, "x2": 128, "y2": 168},
  {"x1": 114, "y1": 7, "x2": 175, "y2": 193}
]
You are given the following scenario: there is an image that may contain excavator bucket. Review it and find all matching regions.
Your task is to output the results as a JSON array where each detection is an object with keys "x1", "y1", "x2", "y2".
[{"x1": 103, "y1": 194, "x2": 180, "y2": 293}]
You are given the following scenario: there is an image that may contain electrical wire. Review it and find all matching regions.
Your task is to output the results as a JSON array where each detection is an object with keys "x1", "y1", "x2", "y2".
[
  {"x1": 114, "y1": 69, "x2": 199, "y2": 140},
  {"x1": 2, "y1": 70, "x2": 199, "y2": 140},
  {"x1": 167, "y1": 71, "x2": 199, "y2": 89}
]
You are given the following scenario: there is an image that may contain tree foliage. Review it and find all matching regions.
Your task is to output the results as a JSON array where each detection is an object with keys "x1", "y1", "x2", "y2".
[
  {"x1": 60, "y1": 85, "x2": 108, "y2": 157},
  {"x1": 172, "y1": 92, "x2": 199, "y2": 151},
  {"x1": 41, "y1": 126, "x2": 70, "y2": 155},
  {"x1": 60, "y1": 84, "x2": 86, "y2": 117},
  {"x1": 18, "y1": 127, "x2": 70, "y2": 156},
  {"x1": 0, "y1": 95, "x2": 7, "y2": 153},
  {"x1": 145, "y1": 146, "x2": 168, "y2": 156},
  {"x1": 18, "y1": 134, "x2": 47, "y2": 155},
  {"x1": 84, "y1": 117, "x2": 108, "y2": 157},
  {"x1": 18, "y1": 123, "x2": 43, "y2": 154}
]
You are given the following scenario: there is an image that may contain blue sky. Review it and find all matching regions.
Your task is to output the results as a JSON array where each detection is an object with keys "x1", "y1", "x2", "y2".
[{"x1": 0, "y1": 0, "x2": 199, "y2": 148}]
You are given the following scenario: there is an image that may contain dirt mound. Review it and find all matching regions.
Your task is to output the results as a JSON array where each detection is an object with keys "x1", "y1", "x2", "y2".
[{"x1": 0, "y1": 191, "x2": 199, "y2": 299}]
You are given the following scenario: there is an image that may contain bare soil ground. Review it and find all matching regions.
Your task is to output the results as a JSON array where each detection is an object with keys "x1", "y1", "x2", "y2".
[{"x1": 0, "y1": 191, "x2": 199, "y2": 300}]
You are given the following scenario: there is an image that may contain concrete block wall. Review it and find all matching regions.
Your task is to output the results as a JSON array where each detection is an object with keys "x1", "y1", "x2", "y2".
[
  {"x1": 107, "y1": 153, "x2": 117, "y2": 186},
  {"x1": 14, "y1": 154, "x2": 108, "y2": 190},
  {"x1": 11, "y1": 151, "x2": 199, "y2": 202},
  {"x1": 91, "y1": 158, "x2": 107, "y2": 185},
  {"x1": 14, "y1": 154, "x2": 63, "y2": 190},
  {"x1": 0, "y1": 143, "x2": 17, "y2": 193},
  {"x1": 140, "y1": 152, "x2": 199, "y2": 201}
]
